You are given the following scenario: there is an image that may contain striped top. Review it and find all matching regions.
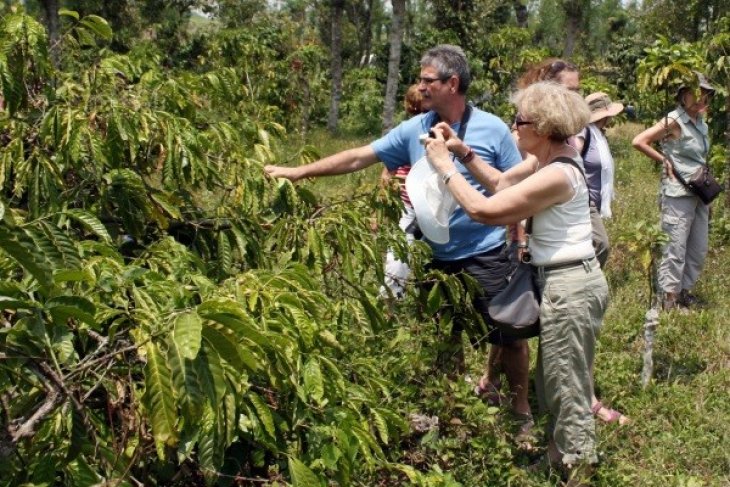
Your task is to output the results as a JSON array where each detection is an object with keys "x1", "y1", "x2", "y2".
[{"x1": 394, "y1": 165, "x2": 412, "y2": 207}]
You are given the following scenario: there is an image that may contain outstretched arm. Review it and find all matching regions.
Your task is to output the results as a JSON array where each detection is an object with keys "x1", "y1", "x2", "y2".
[{"x1": 264, "y1": 145, "x2": 379, "y2": 182}]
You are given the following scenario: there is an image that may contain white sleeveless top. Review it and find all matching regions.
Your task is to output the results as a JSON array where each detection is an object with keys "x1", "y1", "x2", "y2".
[{"x1": 529, "y1": 157, "x2": 595, "y2": 266}]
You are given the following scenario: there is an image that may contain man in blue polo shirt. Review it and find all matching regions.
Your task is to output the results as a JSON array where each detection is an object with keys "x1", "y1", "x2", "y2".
[{"x1": 265, "y1": 45, "x2": 531, "y2": 425}]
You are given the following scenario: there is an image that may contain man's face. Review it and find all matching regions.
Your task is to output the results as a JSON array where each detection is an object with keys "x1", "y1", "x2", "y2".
[{"x1": 417, "y1": 65, "x2": 456, "y2": 112}]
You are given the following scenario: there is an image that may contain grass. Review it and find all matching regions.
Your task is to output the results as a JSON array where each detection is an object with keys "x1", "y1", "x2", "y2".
[{"x1": 281, "y1": 122, "x2": 730, "y2": 486}]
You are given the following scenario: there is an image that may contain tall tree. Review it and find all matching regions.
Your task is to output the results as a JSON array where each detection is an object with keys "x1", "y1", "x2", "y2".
[
  {"x1": 513, "y1": 0, "x2": 527, "y2": 28},
  {"x1": 639, "y1": 0, "x2": 727, "y2": 42},
  {"x1": 348, "y1": 0, "x2": 375, "y2": 66},
  {"x1": 39, "y1": 0, "x2": 59, "y2": 63},
  {"x1": 561, "y1": 0, "x2": 590, "y2": 57},
  {"x1": 327, "y1": 0, "x2": 345, "y2": 132},
  {"x1": 381, "y1": 0, "x2": 405, "y2": 131}
]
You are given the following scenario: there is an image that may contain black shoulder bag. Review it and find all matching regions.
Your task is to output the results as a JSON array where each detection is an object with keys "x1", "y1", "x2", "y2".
[
  {"x1": 487, "y1": 214, "x2": 540, "y2": 339},
  {"x1": 662, "y1": 114, "x2": 722, "y2": 205},
  {"x1": 668, "y1": 156, "x2": 722, "y2": 205}
]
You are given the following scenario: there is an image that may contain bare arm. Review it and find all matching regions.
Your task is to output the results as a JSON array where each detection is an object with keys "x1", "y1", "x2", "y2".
[
  {"x1": 264, "y1": 145, "x2": 379, "y2": 182},
  {"x1": 426, "y1": 134, "x2": 573, "y2": 225},
  {"x1": 440, "y1": 165, "x2": 574, "y2": 226},
  {"x1": 431, "y1": 122, "x2": 536, "y2": 193},
  {"x1": 632, "y1": 118, "x2": 680, "y2": 180}
]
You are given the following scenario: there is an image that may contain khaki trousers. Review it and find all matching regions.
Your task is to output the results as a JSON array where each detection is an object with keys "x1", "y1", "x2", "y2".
[{"x1": 659, "y1": 195, "x2": 709, "y2": 294}]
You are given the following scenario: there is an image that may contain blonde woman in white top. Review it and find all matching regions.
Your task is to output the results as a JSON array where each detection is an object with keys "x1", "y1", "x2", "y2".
[{"x1": 425, "y1": 81, "x2": 608, "y2": 480}]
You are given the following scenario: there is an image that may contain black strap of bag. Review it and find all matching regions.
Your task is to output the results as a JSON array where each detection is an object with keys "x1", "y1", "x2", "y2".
[
  {"x1": 661, "y1": 114, "x2": 722, "y2": 204},
  {"x1": 429, "y1": 104, "x2": 473, "y2": 143}
]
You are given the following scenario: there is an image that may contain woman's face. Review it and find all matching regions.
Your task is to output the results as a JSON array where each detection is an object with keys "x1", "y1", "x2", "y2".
[
  {"x1": 556, "y1": 70, "x2": 580, "y2": 92},
  {"x1": 512, "y1": 112, "x2": 542, "y2": 154},
  {"x1": 681, "y1": 89, "x2": 713, "y2": 115}
]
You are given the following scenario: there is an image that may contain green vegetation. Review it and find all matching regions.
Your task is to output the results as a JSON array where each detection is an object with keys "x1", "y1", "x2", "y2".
[{"x1": 0, "y1": 1, "x2": 728, "y2": 486}]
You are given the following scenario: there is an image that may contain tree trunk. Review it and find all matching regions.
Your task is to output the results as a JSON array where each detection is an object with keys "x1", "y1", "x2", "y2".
[
  {"x1": 381, "y1": 0, "x2": 405, "y2": 132},
  {"x1": 561, "y1": 0, "x2": 587, "y2": 58},
  {"x1": 327, "y1": 0, "x2": 345, "y2": 133},
  {"x1": 513, "y1": 0, "x2": 528, "y2": 28},
  {"x1": 40, "y1": 0, "x2": 60, "y2": 65},
  {"x1": 725, "y1": 91, "x2": 730, "y2": 208},
  {"x1": 361, "y1": 0, "x2": 374, "y2": 67}
]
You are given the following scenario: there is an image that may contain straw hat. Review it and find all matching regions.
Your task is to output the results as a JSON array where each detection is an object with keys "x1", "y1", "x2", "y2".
[
  {"x1": 405, "y1": 156, "x2": 457, "y2": 244},
  {"x1": 585, "y1": 92, "x2": 624, "y2": 123}
]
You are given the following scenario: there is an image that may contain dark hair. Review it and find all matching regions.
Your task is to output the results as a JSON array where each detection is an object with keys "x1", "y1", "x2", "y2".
[
  {"x1": 517, "y1": 58, "x2": 579, "y2": 89},
  {"x1": 420, "y1": 44, "x2": 471, "y2": 94}
]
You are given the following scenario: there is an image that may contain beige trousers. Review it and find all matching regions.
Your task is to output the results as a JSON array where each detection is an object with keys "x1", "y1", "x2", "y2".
[{"x1": 659, "y1": 195, "x2": 709, "y2": 294}]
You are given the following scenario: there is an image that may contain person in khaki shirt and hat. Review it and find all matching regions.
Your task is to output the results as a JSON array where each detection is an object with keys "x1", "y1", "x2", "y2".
[{"x1": 632, "y1": 72, "x2": 716, "y2": 311}]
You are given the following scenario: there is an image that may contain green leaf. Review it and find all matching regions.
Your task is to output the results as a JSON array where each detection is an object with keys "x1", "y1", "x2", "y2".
[
  {"x1": 46, "y1": 296, "x2": 97, "y2": 327},
  {"x1": 288, "y1": 457, "x2": 322, "y2": 487},
  {"x1": 247, "y1": 391, "x2": 275, "y2": 438},
  {"x1": 201, "y1": 323, "x2": 257, "y2": 371},
  {"x1": 66, "y1": 408, "x2": 88, "y2": 462},
  {"x1": 53, "y1": 268, "x2": 96, "y2": 284},
  {"x1": 66, "y1": 455, "x2": 101, "y2": 487},
  {"x1": 143, "y1": 342, "x2": 179, "y2": 452},
  {"x1": 172, "y1": 311, "x2": 202, "y2": 360},
  {"x1": 371, "y1": 408, "x2": 389, "y2": 445},
  {"x1": 218, "y1": 231, "x2": 232, "y2": 275},
  {"x1": 150, "y1": 192, "x2": 182, "y2": 220},
  {"x1": 58, "y1": 9, "x2": 80, "y2": 20},
  {"x1": 80, "y1": 15, "x2": 112, "y2": 41},
  {"x1": 0, "y1": 226, "x2": 54, "y2": 291},
  {"x1": 303, "y1": 358, "x2": 324, "y2": 404},
  {"x1": 65, "y1": 209, "x2": 112, "y2": 244},
  {"x1": 425, "y1": 282, "x2": 442, "y2": 316}
]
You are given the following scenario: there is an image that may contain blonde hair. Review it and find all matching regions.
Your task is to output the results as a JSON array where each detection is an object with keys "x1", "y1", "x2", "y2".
[
  {"x1": 512, "y1": 82, "x2": 590, "y2": 141},
  {"x1": 403, "y1": 84, "x2": 424, "y2": 116}
]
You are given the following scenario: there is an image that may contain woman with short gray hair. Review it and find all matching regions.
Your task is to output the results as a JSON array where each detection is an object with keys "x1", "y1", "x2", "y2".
[{"x1": 425, "y1": 81, "x2": 608, "y2": 481}]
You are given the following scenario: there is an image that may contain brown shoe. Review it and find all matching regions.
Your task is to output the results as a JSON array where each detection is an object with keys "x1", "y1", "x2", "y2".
[{"x1": 662, "y1": 292, "x2": 688, "y2": 313}]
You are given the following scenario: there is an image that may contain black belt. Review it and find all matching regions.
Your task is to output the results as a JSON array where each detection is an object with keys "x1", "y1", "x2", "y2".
[{"x1": 536, "y1": 257, "x2": 595, "y2": 271}]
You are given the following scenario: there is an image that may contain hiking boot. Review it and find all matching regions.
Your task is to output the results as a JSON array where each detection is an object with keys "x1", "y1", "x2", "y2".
[{"x1": 678, "y1": 289, "x2": 704, "y2": 308}]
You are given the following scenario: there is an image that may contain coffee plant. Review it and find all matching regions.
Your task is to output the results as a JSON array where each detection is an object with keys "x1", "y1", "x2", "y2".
[{"x1": 0, "y1": 11, "x2": 451, "y2": 486}]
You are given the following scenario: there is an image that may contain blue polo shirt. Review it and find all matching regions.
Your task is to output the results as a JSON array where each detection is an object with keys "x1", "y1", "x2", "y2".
[{"x1": 371, "y1": 108, "x2": 521, "y2": 261}]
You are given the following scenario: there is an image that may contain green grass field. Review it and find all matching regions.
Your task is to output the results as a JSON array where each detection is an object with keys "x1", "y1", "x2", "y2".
[{"x1": 280, "y1": 122, "x2": 729, "y2": 486}]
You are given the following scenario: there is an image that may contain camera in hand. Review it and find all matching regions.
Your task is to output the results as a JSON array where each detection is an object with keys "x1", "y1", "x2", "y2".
[{"x1": 419, "y1": 130, "x2": 437, "y2": 145}]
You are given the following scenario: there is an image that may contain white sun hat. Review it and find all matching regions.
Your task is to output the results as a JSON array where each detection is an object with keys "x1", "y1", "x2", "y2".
[{"x1": 405, "y1": 156, "x2": 458, "y2": 244}]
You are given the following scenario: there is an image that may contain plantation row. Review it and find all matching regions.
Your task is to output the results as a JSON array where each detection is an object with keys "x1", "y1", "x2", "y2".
[{"x1": 1, "y1": 7, "x2": 729, "y2": 487}]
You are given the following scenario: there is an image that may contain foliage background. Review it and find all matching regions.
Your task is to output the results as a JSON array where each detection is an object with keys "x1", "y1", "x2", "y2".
[{"x1": 0, "y1": 1, "x2": 728, "y2": 486}]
